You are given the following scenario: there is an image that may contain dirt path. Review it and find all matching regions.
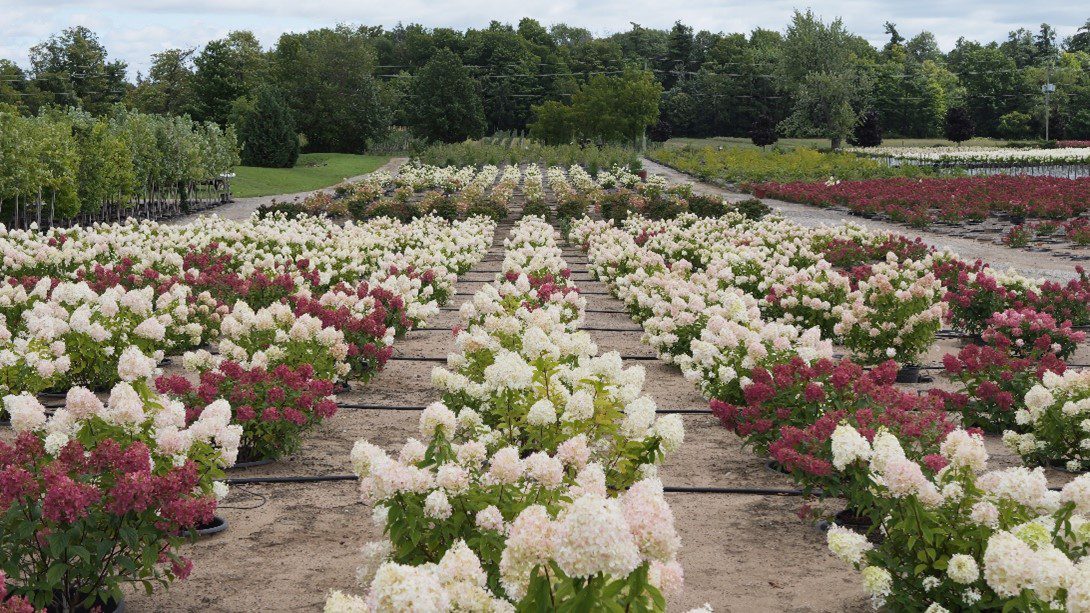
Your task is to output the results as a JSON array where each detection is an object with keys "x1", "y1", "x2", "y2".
[
  {"x1": 169, "y1": 157, "x2": 408, "y2": 225},
  {"x1": 642, "y1": 157, "x2": 1082, "y2": 282}
]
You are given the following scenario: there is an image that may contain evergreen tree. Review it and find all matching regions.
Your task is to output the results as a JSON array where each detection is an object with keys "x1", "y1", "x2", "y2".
[
  {"x1": 235, "y1": 86, "x2": 299, "y2": 168},
  {"x1": 749, "y1": 114, "x2": 779, "y2": 148},
  {"x1": 945, "y1": 107, "x2": 976, "y2": 145},
  {"x1": 407, "y1": 49, "x2": 486, "y2": 143},
  {"x1": 849, "y1": 110, "x2": 883, "y2": 147},
  {"x1": 648, "y1": 119, "x2": 672, "y2": 142}
]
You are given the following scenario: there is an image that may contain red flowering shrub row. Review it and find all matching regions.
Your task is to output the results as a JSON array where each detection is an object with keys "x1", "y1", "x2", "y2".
[
  {"x1": 79, "y1": 246, "x2": 318, "y2": 310},
  {"x1": 710, "y1": 357, "x2": 958, "y2": 517},
  {"x1": 752, "y1": 175, "x2": 1090, "y2": 224},
  {"x1": 936, "y1": 343, "x2": 1067, "y2": 433},
  {"x1": 816, "y1": 235, "x2": 932, "y2": 270},
  {"x1": 711, "y1": 358, "x2": 956, "y2": 460},
  {"x1": 291, "y1": 290, "x2": 395, "y2": 381},
  {"x1": 1003, "y1": 218, "x2": 1090, "y2": 248},
  {"x1": 935, "y1": 260, "x2": 1090, "y2": 332},
  {"x1": 157, "y1": 362, "x2": 337, "y2": 463},
  {"x1": 982, "y1": 308, "x2": 1085, "y2": 360}
]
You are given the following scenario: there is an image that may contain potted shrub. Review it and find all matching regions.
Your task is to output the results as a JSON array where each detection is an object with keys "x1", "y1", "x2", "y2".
[
  {"x1": 938, "y1": 343, "x2": 1067, "y2": 434},
  {"x1": 0, "y1": 358, "x2": 238, "y2": 611},
  {"x1": 835, "y1": 256, "x2": 945, "y2": 380},
  {"x1": 1004, "y1": 370, "x2": 1090, "y2": 472},
  {"x1": 157, "y1": 360, "x2": 337, "y2": 466},
  {"x1": 829, "y1": 429, "x2": 1090, "y2": 611}
]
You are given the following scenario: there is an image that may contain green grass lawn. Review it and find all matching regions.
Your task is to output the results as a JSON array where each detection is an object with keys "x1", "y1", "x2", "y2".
[
  {"x1": 231, "y1": 153, "x2": 389, "y2": 198},
  {"x1": 660, "y1": 136, "x2": 1013, "y2": 151}
]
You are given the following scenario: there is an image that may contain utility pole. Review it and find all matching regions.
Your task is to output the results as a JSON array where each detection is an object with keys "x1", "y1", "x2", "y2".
[{"x1": 1042, "y1": 58, "x2": 1055, "y2": 141}]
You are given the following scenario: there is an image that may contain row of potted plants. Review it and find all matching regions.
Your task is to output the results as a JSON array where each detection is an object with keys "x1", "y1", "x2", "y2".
[
  {"x1": 568, "y1": 212, "x2": 1090, "y2": 610},
  {"x1": 0, "y1": 211, "x2": 499, "y2": 610},
  {"x1": 751, "y1": 175, "x2": 1090, "y2": 225},
  {"x1": 1003, "y1": 218, "x2": 1090, "y2": 248},
  {"x1": 847, "y1": 145, "x2": 1090, "y2": 166},
  {"x1": 325, "y1": 216, "x2": 696, "y2": 612}
]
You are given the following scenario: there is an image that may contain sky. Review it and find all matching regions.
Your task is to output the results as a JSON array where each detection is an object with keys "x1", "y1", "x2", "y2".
[{"x1": 0, "y1": 0, "x2": 1086, "y2": 78}]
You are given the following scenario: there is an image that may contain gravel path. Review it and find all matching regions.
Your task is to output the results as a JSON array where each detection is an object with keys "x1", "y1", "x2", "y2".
[
  {"x1": 643, "y1": 157, "x2": 1083, "y2": 282},
  {"x1": 169, "y1": 157, "x2": 408, "y2": 225}
]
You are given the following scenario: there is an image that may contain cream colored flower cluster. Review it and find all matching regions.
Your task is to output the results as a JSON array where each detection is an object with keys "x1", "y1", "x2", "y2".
[
  {"x1": 1006, "y1": 370, "x2": 1090, "y2": 472},
  {"x1": 848, "y1": 145, "x2": 1090, "y2": 166},
  {"x1": 832, "y1": 253, "x2": 946, "y2": 365},
  {"x1": 333, "y1": 216, "x2": 691, "y2": 611},
  {"x1": 4, "y1": 354, "x2": 241, "y2": 469},
  {"x1": 828, "y1": 423, "x2": 1090, "y2": 611},
  {"x1": 1, "y1": 279, "x2": 217, "y2": 394},
  {"x1": 573, "y1": 214, "x2": 835, "y2": 404}
]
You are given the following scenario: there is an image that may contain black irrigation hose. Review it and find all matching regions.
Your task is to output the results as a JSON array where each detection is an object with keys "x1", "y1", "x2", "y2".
[
  {"x1": 221, "y1": 473, "x2": 813, "y2": 496},
  {"x1": 337, "y1": 403, "x2": 427, "y2": 411},
  {"x1": 225, "y1": 474, "x2": 357, "y2": 485},
  {"x1": 389, "y1": 354, "x2": 659, "y2": 363},
  {"x1": 217, "y1": 485, "x2": 269, "y2": 511},
  {"x1": 664, "y1": 485, "x2": 808, "y2": 496},
  {"x1": 410, "y1": 326, "x2": 644, "y2": 333},
  {"x1": 223, "y1": 476, "x2": 1067, "y2": 494},
  {"x1": 334, "y1": 402, "x2": 710, "y2": 415}
]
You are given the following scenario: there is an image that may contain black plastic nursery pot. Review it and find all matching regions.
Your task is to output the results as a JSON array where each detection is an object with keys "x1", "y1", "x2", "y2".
[
  {"x1": 229, "y1": 445, "x2": 277, "y2": 469},
  {"x1": 46, "y1": 592, "x2": 124, "y2": 613},
  {"x1": 895, "y1": 364, "x2": 921, "y2": 383},
  {"x1": 764, "y1": 459, "x2": 791, "y2": 475},
  {"x1": 1047, "y1": 459, "x2": 1089, "y2": 475},
  {"x1": 834, "y1": 508, "x2": 872, "y2": 530},
  {"x1": 195, "y1": 515, "x2": 229, "y2": 537},
  {"x1": 230, "y1": 457, "x2": 274, "y2": 470}
]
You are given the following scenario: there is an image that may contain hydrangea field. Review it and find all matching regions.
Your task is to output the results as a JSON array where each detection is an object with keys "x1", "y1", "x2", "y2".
[{"x1": 2, "y1": 160, "x2": 1090, "y2": 612}]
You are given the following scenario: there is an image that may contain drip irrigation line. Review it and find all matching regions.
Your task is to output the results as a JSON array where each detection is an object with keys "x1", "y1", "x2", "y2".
[
  {"x1": 334, "y1": 402, "x2": 708, "y2": 415},
  {"x1": 217, "y1": 485, "x2": 268, "y2": 510},
  {"x1": 410, "y1": 326, "x2": 644, "y2": 333},
  {"x1": 224, "y1": 474, "x2": 356, "y2": 485},
  {"x1": 222, "y1": 475, "x2": 1068, "y2": 495},
  {"x1": 221, "y1": 474, "x2": 813, "y2": 496},
  {"x1": 389, "y1": 354, "x2": 658, "y2": 363},
  {"x1": 337, "y1": 403, "x2": 427, "y2": 411},
  {"x1": 664, "y1": 485, "x2": 808, "y2": 496}
]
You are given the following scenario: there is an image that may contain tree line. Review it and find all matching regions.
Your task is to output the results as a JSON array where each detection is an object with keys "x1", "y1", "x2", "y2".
[
  {"x1": 2, "y1": 14, "x2": 1090, "y2": 159},
  {"x1": 0, "y1": 108, "x2": 239, "y2": 227}
]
